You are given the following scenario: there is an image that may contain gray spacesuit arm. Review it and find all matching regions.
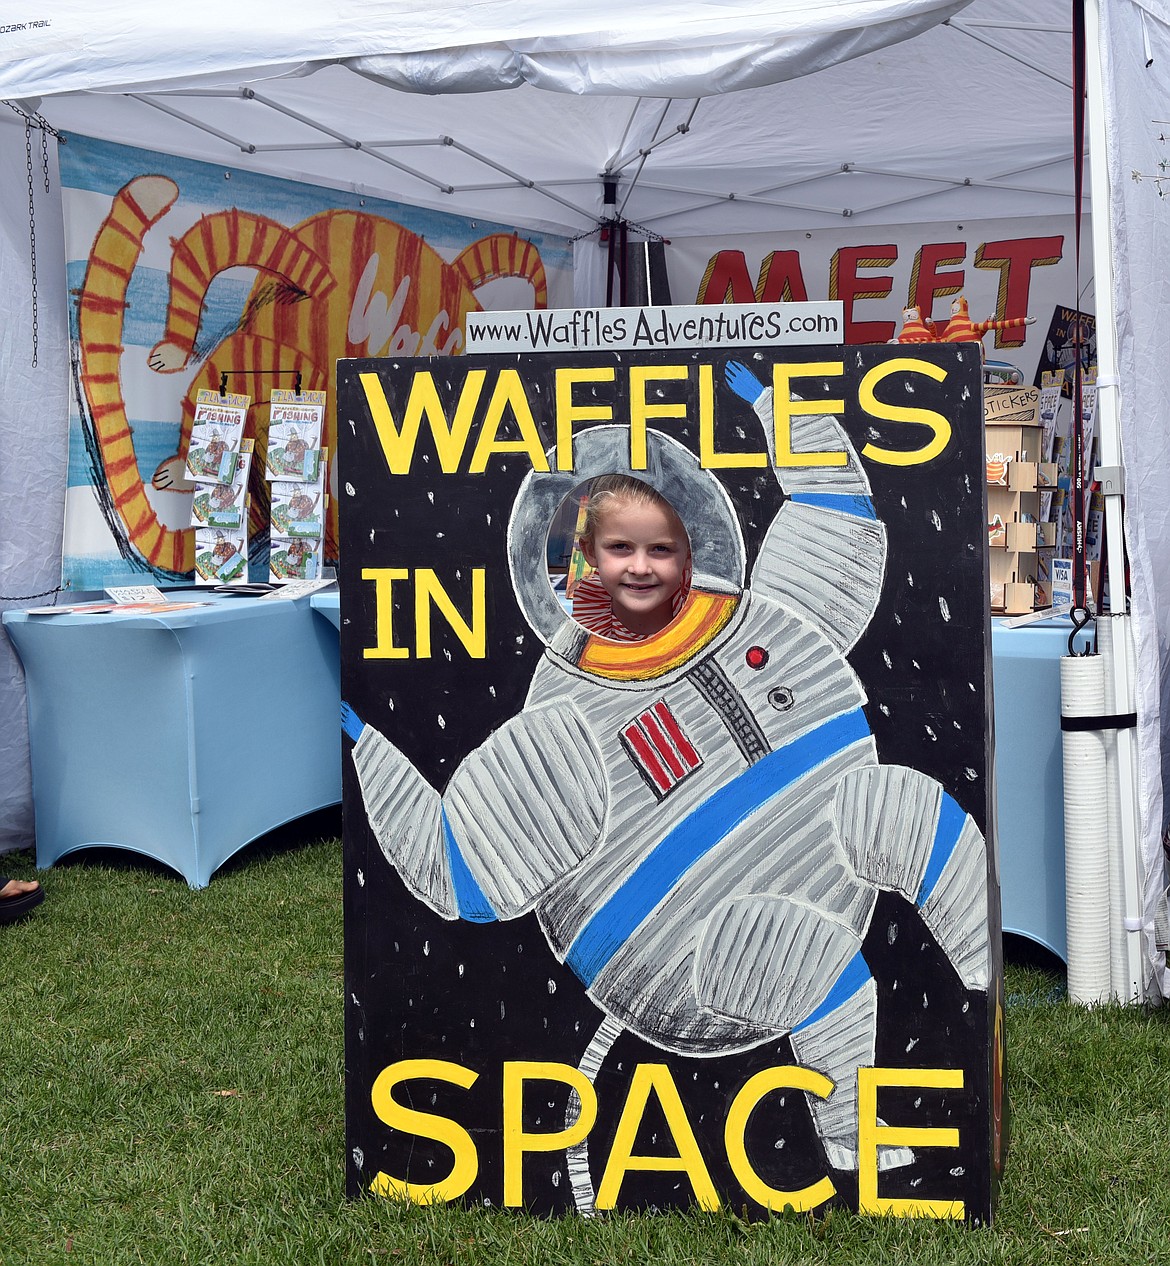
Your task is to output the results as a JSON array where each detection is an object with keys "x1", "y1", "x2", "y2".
[
  {"x1": 443, "y1": 702, "x2": 608, "y2": 917},
  {"x1": 351, "y1": 702, "x2": 607, "y2": 922},
  {"x1": 733, "y1": 363, "x2": 888, "y2": 653},
  {"x1": 351, "y1": 722, "x2": 458, "y2": 917}
]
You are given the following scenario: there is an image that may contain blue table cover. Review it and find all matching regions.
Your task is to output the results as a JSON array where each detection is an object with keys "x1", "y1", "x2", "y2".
[{"x1": 4, "y1": 593, "x2": 341, "y2": 888}]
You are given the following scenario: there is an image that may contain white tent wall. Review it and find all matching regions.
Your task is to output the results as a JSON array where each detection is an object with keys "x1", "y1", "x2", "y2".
[
  {"x1": 0, "y1": 113, "x2": 67, "y2": 852},
  {"x1": 2, "y1": 1, "x2": 1166, "y2": 998},
  {"x1": 1100, "y1": 0, "x2": 1170, "y2": 998}
]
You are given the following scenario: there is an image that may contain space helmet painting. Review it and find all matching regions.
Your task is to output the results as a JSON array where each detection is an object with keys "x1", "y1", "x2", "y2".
[{"x1": 336, "y1": 335, "x2": 1004, "y2": 1222}]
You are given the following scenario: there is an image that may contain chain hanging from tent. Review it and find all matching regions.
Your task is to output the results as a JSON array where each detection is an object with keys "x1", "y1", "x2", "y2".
[
  {"x1": 6, "y1": 101, "x2": 60, "y2": 369},
  {"x1": 568, "y1": 214, "x2": 666, "y2": 246},
  {"x1": 0, "y1": 584, "x2": 64, "y2": 603},
  {"x1": 568, "y1": 178, "x2": 670, "y2": 308}
]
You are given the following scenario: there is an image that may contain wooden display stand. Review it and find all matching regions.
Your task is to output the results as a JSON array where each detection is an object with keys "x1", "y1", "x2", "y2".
[{"x1": 985, "y1": 385, "x2": 1056, "y2": 613}]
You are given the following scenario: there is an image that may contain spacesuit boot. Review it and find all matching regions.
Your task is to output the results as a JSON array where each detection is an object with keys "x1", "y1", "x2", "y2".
[{"x1": 693, "y1": 892, "x2": 907, "y2": 1172}]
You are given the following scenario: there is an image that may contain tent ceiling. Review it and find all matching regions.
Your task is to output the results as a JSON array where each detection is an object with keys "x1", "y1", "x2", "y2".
[{"x1": 8, "y1": 0, "x2": 1076, "y2": 238}]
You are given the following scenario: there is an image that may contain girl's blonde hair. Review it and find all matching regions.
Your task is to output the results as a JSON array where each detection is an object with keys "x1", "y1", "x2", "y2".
[{"x1": 579, "y1": 474, "x2": 686, "y2": 545}]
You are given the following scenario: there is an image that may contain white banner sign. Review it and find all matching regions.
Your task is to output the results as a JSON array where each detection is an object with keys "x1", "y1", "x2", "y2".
[{"x1": 465, "y1": 302, "x2": 844, "y2": 353}]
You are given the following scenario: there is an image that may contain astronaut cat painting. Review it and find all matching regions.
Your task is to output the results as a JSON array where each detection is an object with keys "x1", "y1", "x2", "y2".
[{"x1": 337, "y1": 341, "x2": 1005, "y2": 1223}]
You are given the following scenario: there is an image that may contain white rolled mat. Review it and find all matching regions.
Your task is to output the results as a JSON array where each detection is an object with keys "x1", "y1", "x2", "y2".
[
  {"x1": 1061, "y1": 653, "x2": 1111, "y2": 1005},
  {"x1": 1095, "y1": 617, "x2": 1131, "y2": 1000}
]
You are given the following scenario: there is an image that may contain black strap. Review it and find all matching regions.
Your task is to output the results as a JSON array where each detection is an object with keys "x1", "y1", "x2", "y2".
[{"x1": 1061, "y1": 711, "x2": 1138, "y2": 732}]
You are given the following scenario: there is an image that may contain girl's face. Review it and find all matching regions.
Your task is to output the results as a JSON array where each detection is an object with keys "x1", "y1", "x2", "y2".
[{"x1": 581, "y1": 497, "x2": 690, "y2": 636}]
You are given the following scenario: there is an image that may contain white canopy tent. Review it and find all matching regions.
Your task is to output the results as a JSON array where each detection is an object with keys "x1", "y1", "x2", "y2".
[
  {"x1": 1, "y1": 0, "x2": 1166, "y2": 996},
  {"x1": 0, "y1": 1, "x2": 1077, "y2": 240}
]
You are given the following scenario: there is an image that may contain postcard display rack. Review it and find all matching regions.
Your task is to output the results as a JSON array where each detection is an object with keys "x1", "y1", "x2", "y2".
[
  {"x1": 984, "y1": 376, "x2": 1063, "y2": 614},
  {"x1": 981, "y1": 369, "x2": 1102, "y2": 615},
  {"x1": 187, "y1": 388, "x2": 253, "y2": 584},
  {"x1": 185, "y1": 388, "x2": 329, "y2": 584},
  {"x1": 265, "y1": 388, "x2": 328, "y2": 583}
]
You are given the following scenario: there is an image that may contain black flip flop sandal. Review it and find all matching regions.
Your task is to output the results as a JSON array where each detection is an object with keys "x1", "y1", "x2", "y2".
[{"x1": 0, "y1": 882, "x2": 45, "y2": 924}]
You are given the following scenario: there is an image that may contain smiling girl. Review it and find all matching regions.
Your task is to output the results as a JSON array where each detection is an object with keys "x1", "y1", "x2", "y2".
[{"x1": 571, "y1": 474, "x2": 692, "y2": 641}]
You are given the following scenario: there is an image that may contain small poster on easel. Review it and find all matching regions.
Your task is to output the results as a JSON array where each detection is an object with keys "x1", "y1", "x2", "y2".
[
  {"x1": 1078, "y1": 367, "x2": 1099, "y2": 485},
  {"x1": 564, "y1": 493, "x2": 593, "y2": 598},
  {"x1": 1055, "y1": 368, "x2": 1098, "y2": 555},
  {"x1": 186, "y1": 389, "x2": 250, "y2": 485},
  {"x1": 266, "y1": 389, "x2": 326, "y2": 482},
  {"x1": 1037, "y1": 371, "x2": 1064, "y2": 523},
  {"x1": 191, "y1": 440, "x2": 253, "y2": 531}
]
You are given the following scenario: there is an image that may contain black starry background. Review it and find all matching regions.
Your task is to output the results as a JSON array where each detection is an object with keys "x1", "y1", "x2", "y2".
[{"x1": 336, "y1": 343, "x2": 1002, "y2": 1220}]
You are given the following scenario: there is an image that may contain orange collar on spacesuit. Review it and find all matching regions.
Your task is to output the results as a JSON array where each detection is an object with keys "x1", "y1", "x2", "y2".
[{"x1": 576, "y1": 589, "x2": 740, "y2": 681}]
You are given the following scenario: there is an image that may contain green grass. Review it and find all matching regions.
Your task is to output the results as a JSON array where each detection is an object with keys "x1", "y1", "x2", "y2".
[{"x1": 1, "y1": 825, "x2": 1168, "y2": 1265}]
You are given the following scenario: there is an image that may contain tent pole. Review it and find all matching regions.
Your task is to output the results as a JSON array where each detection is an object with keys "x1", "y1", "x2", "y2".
[{"x1": 1083, "y1": 0, "x2": 1146, "y2": 1002}]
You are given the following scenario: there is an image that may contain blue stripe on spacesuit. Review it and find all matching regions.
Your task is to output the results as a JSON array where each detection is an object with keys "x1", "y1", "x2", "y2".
[
  {"x1": 789, "y1": 491, "x2": 877, "y2": 520},
  {"x1": 442, "y1": 807, "x2": 499, "y2": 923},
  {"x1": 566, "y1": 707, "x2": 872, "y2": 986},
  {"x1": 916, "y1": 793, "x2": 969, "y2": 906},
  {"x1": 790, "y1": 950, "x2": 872, "y2": 1033}
]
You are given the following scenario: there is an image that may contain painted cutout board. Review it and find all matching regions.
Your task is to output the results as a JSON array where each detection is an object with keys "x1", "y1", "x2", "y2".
[{"x1": 337, "y1": 342, "x2": 1004, "y2": 1222}]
